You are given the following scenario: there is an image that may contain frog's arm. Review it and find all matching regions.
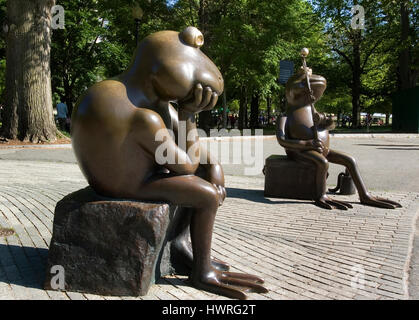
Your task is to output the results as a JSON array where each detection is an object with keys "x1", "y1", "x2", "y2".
[
  {"x1": 314, "y1": 112, "x2": 335, "y2": 130},
  {"x1": 198, "y1": 143, "x2": 225, "y2": 187},
  {"x1": 276, "y1": 116, "x2": 318, "y2": 152},
  {"x1": 169, "y1": 102, "x2": 224, "y2": 186},
  {"x1": 169, "y1": 103, "x2": 179, "y2": 134},
  {"x1": 134, "y1": 109, "x2": 200, "y2": 175}
]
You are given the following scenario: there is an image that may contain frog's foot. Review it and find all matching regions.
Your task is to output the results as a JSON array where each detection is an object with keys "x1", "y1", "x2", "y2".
[
  {"x1": 211, "y1": 257, "x2": 230, "y2": 272},
  {"x1": 191, "y1": 269, "x2": 268, "y2": 300},
  {"x1": 360, "y1": 195, "x2": 402, "y2": 209},
  {"x1": 315, "y1": 195, "x2": 353, "y2": 210},
  {"x1": 172, "y1": 238, "x2": 230, "y2": 272}
]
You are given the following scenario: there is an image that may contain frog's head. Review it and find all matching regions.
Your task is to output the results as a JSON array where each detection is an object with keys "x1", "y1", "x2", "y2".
[
  {"x1": 285, "y1": 67, "x2": 326, "y2": 107},
  {"x1": 136, "y1": 27, "x2": 224, "y2": 108}
]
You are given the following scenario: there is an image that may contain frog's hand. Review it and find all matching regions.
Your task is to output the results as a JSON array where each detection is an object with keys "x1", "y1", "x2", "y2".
[
  {"x1": 276, "y1": 116, "x2": 320, "y2": 152},
  {"x1": 179, "y1": 83, "x2": 219, "y2": 113}
]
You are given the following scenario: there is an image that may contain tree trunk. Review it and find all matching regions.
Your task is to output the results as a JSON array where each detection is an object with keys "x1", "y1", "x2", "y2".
[
  {"x1": 250, "y1": 93, "x2": 259, "y2": 129},
  {"x1": 238, "y1": 86, "x2": 247, "y2": 131},
  {"x1": 63, "y1": 74, "x2": 74, "y2": 117},
  {"x1": 266, "y1": 96, "x2": 271, "y2": 125},
  {"x1": 222, "y1": 88, "x2": 227, "y2": 129},
  {"x1": 351, "y1": 30, "x2": 361, "y2": 128},
  {"x1": 244, "y1": 102, "x2": 248, "y2": 129},
  {"x1": 197, "y1": 0, "x2": 211, "y2": 133},
  {"x1": 398, "y1": 0, "x2": 416, "y2": 90},
  {"x1": 198, "y1": 0, "x2": 209, "y2": 35},
  {"x1": 2, "y1": 0, "x2": 57, "y2": 142}
]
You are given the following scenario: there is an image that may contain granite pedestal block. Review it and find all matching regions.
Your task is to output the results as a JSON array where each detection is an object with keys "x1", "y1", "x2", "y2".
[
  {"x1": 264, "y1": 155, "x2": 317, "y2": 200},
  {"x1": 44, "y1": 187, "x2": 188, "y2": 296}
]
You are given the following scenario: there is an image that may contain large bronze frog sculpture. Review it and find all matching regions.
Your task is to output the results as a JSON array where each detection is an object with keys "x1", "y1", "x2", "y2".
[
  {"x1": 277, "y1": 52, "x2": 402, "y2": 211},
  {"x1": 71, "y1": 27, "x2": 267, "y2": 299}
]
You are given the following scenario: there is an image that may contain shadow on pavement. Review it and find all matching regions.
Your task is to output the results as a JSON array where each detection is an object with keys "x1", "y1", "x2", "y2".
[
  {"x1": 226, "y1": 187, "x2": 313, "y2": 205},
  {"x1": 376, "y1": 147, "x2": 419, "y2": 151},
  {"x1": 356, "y1": 144, "x2": 419, "y2": 147},
  {"x1": 0, "y1": 244, "x2": 48, "y2": 290}
]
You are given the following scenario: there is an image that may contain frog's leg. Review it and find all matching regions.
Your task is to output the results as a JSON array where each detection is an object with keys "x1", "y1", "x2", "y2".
[
  {"x1": 137, "y1": 174, "x2": 267, "y2": 299},
  {"x1": 290, "y1": 150, "x2": 352, "y2": 210},
  {"x1": 171, "y1": 207, "x2": 230, "y2": 272},
  {"x1": 327, "y1": 149, "x2": 401, "y2": 209},
  {"x1": 167, "y1": 104, "x2": 229, "y2": 271}
]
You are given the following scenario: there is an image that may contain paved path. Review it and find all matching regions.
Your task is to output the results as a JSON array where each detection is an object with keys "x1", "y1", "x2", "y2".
[
  {"x1": 0, "y1": 159, "x2": 418, "y2": 300},
  {"x1": 1, "y1": 136, "x2": 418, "y2": 192}
]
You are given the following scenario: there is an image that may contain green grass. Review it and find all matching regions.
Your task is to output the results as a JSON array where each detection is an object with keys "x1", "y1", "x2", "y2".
[{"x1": 57, "y1": 130, "x2": 71, "y2": 139}]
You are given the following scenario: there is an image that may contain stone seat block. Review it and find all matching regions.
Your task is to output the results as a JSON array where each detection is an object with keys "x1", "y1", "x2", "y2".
[
  {"x1": 44, "y1": 187, "x2": 185, "y2": 297},
  {"x1": 264, "y1": 155, "x2": 317, "y2": 200}
]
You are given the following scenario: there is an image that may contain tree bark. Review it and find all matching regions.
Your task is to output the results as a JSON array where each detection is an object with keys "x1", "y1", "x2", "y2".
[
  {"x1": 238, "y1": 86, "x2": 247, "y2": 131},
  {"x1": 63, "y1": 72, "x2": 74, "y2": 117},
  {"x1": 2, "y1": 0, "x2": 57, "y2": 142},
  {"x1": 197, "y1": 0, "x2": 211, "y2": 133},
  {"x1": 244, "y1": 102, "x2": 248, "y2": 129},
  {"x1": 250, "y1": 92, "x2": 259, "y2": 129},
  {"x1": 351, "y1": 30, "x2": 362, "y2": 128},
  {"x1": 222, "y1": 88, "x2": 227, "y2": 129},
  {"x1": 399, "y1": 0, "x2": 416, "y2": 90},
  {"x1": 266, "y1": 96, "x2": 271, "y2": 125}
]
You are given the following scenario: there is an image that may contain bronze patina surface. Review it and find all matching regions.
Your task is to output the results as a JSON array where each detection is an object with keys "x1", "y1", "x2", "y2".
[
  {"x1": 71, "y1": 27, "x2": 267, "y2": 299},
  {"x1": 276, "y1": 49, "x2": 402, "y2": 210}
]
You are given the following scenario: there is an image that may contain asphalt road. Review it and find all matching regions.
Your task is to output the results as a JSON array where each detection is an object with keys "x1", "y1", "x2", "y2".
[
  {"x1": 0, "y1": 136, "x2": 417, "y2": 193},
  {"x1": 1, "y1": 135, "x2": 419, "y2": 300}
]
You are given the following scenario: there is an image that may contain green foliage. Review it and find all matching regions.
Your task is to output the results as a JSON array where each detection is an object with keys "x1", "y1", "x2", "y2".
[
  {"x1": 51, "y1": 0, "x2": 134, "y2": 107},
  {"x1": 0, "y1": 0, "x2": 6, "y2": 103},
  {"x1": 228, "y1": 100, "x2": 240, "y2": 113},
  {"x1": 2, "y1": 0, "x2": 415, "y2": 128},
  {"x1": 312, "y1": 0, "x2": 419, "y2": 118}
]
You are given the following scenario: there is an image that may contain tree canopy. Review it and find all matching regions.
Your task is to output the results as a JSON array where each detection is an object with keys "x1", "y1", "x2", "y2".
[{"x1": 0, "y1": 0, "x2": 418, "y2": 137}]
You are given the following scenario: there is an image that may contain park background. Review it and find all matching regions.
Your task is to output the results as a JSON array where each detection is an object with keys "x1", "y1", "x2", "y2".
[{"x1": 0, "y1": 0, "x2": 418, "y2": 143}]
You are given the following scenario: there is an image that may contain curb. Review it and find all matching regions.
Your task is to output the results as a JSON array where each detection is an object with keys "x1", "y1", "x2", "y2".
[
  {"x1": 201, "y1": 133, "x2": 419, "y2": 141},
  {"x1": 0, "y1": 143, "x2": 72, "y2": 150},
  {"x1": 0, "y1": 133, "x2": 417, "y2": 149},
  {"x1": 405, "y1": 204, "x2": 419, "y2": 300},
  {"x1": 328, "y1": 133, "x2": 419, "y2": 139}
]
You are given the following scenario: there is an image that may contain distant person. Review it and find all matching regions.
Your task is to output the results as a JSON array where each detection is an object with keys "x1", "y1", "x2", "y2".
[
  {"x1": 230, "y1": 114, "x2": 236, "y2": 129},
  {"x1": 56, "y1": 102, "x2": 68, "y2": 131}
]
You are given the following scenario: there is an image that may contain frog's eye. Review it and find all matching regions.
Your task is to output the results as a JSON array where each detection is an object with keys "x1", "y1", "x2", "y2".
[{"x1": 180, "y1": 26, "x2": 204, "y2": 48}]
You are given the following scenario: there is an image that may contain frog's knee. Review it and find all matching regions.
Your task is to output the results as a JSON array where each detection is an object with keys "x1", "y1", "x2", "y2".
[
  {"x1": 314, "y1": 155, "x2": 329, "y2": 170},
  {"x1": 345, "y1": 155, "x2": 357, "y2": 167},
  {"x1": 197, "y1": 184, "x2": 219, "y2": 211}
]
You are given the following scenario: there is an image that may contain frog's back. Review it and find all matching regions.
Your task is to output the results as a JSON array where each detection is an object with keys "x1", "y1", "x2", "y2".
[{"x1": 71, "y1": 80, "x2": 153, "y2": 197}]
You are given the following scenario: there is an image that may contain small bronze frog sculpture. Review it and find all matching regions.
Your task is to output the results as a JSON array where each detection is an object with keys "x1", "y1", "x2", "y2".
[
  {"x1": 276, "y1": 49, "x2": 402, "y2": 210},
  {"x1": 71, "y1": 27, "x2": 267, "y2": 299}
]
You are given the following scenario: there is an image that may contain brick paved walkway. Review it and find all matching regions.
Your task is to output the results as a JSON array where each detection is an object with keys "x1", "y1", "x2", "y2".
[{"x1": 0, "y1": 160, "x2": 418, "y2": 300}]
